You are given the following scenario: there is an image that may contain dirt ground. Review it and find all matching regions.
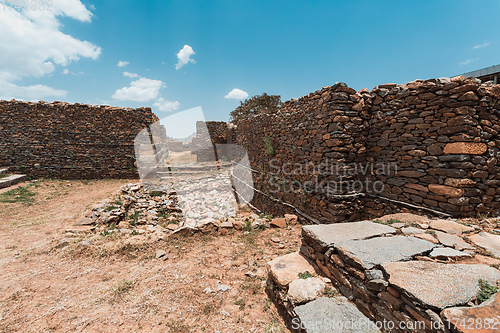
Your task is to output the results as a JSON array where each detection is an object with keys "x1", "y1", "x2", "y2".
[{"x1": 0, "y1": 179, "x2": 300, "y2": 333}]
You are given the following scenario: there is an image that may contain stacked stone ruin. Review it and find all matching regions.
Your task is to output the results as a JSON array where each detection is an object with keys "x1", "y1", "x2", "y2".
[
  {"x1": 0, "y1": 100, "x2": 157, "y2": 179},
  {"x1": 203, "y1": 76, "x2": 500, "y2": 220}
]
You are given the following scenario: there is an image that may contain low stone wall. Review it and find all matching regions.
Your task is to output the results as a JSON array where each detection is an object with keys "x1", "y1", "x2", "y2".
[
  {"x1": 298, "y1": 217, "x2": 500, "y2": 332},
  {"x1": 0, "y1": 100, "x2": 158, "y2": 179}
]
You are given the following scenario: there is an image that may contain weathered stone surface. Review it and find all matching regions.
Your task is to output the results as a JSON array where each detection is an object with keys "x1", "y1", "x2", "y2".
[
  {"x1": 220, "y1": 221, "x2": 233, "y2": 228},
  {"x1": 441, "y1": 292, "x2": 500, "y2": 333},
  {"x1": 287, "y1": 277, "x2": 326, "y2": 305},
  {"x1": 429, "y1": 248, "x2": 472, "y2": 260},
  {"x1": 267, "y1": 252, "x2": 315, "y2": 288},
  {"x1": 469, "y1": 232, "x2": 500, "y2": 258},
  {"x1": 155, "y1": 249, "x2": 167, "y2": 259},
  {"x1": 443, "y1": 142, "x2": 488, "y2": 155},
  {"x1": 428, "y1": 184, "x2": 464, "y2": 198},
  {"x1": 270, "y1": 217, "x2": 287, "y2": 228},
  {"x1": 444, "y1": 178, "x2": 477, "y2": 188},
  {"x1": 401, "y1": 226, "x2": 425, "y2": 235},
  {"x1": 284, "y1": 214, "x2": 298, "y2": 225},
  {"x1": 337, "y1": 236, "x2": 435, "y2": 269},
  {"x1": 76, "y1": 218, "x2": 94, "y2": 226},
  {"x1": 302, "y1": 221, "x2": 396, "y2": 251},
  {"x1": 429, "y1": 219, "x2": 474, "y2": 234},
  {"x1": 379, "y1": 213, "x2": 429, "y2": 224},
  {"x1": 435, "y1": 231, "x2": 474, "y2": 250},
  {"x1": 294, "y1": 297, "x2": 380, "y2": 332},
  {"x1": 382, "y1": 261, "x2": 500, "y2": 310},
  {"x1": 414, "y1": 233, "x2": 439, "y2": 244}
]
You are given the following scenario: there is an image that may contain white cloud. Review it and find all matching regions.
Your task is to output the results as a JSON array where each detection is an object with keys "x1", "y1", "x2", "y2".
[
  {"x1": 117, "y1": 61, "x2": 129, "y2": 67},
  {"x1": 459, "y1": 58, "x2": 478, "y2": 66},
  {"x1": 0, "y1": 80, "x2": 67, "y2": 101},
  {"x1": 175, "y1": 45, "x2": 195, "y2": 70},
  {"x1": 153, "y1": 98, "x2": 180, "y2": 112},
  {"x1": 123, "y1": 71, "x2": 139, "y2": 78},
  {"x1": 0, "y1": 0, "x2": 100, "y2": 100},
  {"x1": 112, "y1": 77, "x2": 164, "y2": 102},
  {"x1": 225, "y1": 88, "x2": 248, "y2": 100},
  {"x1": 63, "y1": 68, "x2": 70, "y2": 74},
  {"x1": 473, "y1": 42, "x2": 491, "y2": 49}
]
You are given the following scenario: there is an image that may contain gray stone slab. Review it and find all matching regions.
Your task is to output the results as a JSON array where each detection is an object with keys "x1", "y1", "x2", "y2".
[
  {"x1": 0, "y1": 174, "x2": 27, "y2": 189},
  {"x1": 401, "y1": 226, "x2": 425, "y2": 235},
  {"x1": 302, "y1": 221, "x2": 396, "y2": 251},
  {"x1": 382, "y1": 261, "x2": 500, "y2": 310},
  {"x1": 429, "y1": 219, "x2": 474, "y2": 234},
  {"x1": 469, "y1": 232, "x2": 500, "y2": 258},
  {"x1": 294, "y1": 297, "x2": 380, "y2": 332},
  {"x1": 429, "y1": 248, "x2": 471, "y2": 260},
  {"x1": 336, "y1": 236, "x2": 436, "y2": 269},
  {"x1": 435, "y1": 231, "x2": 474, "y2": 250}
]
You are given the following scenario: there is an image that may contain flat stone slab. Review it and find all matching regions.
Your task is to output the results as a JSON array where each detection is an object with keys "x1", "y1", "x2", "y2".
[
  {"x1": 435, "y1": 231, "x2": 474, "y2": 250},
  {"x1": 337, "y1": 236, "x2": 435, "y2": 269},
  {"x1": 429, "y1": 248, "x2": 472, "y2": 260},
  {"x1": 469, "y1": 232, "x2": 500, "y2": 258},
  {"x1": 302, "y1": 221, "x2": 395, "y2": 251},
  {"x1": 429, "y1": 219, "x2": 474, "y2": 234},
  {"x1": 294, "y1": 297, "x2": 380, "y2": 332},
  {"x1": 382, "y1": 261, "x2": 500, "y2": 310},
  {"x1": 401, "y1": 226, "x2": 425, "y2": 235},
  {"x1": 441, "y1": 292, "x2": 500, "y2": 333},
  {"x1": 267, "y1": 252, "x2": 315, "y2": 288}
]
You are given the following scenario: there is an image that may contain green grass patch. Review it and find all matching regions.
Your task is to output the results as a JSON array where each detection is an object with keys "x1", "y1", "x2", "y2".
[
  {"x1": 263, "y1": 134, "x2": 275, "y2": 156},
  {"x1": 0, "y1": 186, "x2": 37, "y2": 205},
  {"x1": 323, "y1": 286, "x2": 339, "y2": 298},
  {"x1": 128, "y1": 211, "x2": 140, "y2": 226},
  {"x1": 298, "y1": 271, "x2": 315, "y2": 279},
  {"x1": 234, "y1": 298, "x2": 246, "y2": 310},
  {"x1": 478, "y1": 279, "x2": 498, "y2": 303},
  {"x1": 243, "y1": 219, "x2": 252, "y2": 232}
]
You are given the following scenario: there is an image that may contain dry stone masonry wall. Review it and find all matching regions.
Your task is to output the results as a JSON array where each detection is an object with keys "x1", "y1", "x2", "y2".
[
  {"x1": 0, "y1": 100, "x2": 158, "y2": 179},
  {"x1": 218, "y1": 76, "x2": 500, "y2": 219}
]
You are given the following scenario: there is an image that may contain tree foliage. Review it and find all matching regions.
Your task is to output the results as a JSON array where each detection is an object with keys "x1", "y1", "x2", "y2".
[{"x1": 229, "y1": 93, "x2": 282, "y2": 124}]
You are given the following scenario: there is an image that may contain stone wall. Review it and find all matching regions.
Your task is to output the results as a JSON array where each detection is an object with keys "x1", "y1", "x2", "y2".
[
  {"x1": 0, "y1": 100, "x2": 158, "y2": 179},
  {"x1": 365, "y1": 77, "x2": 500, "y2": 217},
  {"x1": 235, "y1": 83, "x2": 369, "y2": 223},
  {"x1": 205, "y1": 77, "x2": 500, "y2": 219}
]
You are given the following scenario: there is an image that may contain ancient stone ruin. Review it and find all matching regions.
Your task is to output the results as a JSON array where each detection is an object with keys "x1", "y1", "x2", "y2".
[{"x1": 2, "y1": 74, "x2": 500, "y2": 332}]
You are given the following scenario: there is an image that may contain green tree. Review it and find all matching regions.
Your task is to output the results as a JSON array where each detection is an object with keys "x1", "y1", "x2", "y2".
[{"x1": 229, "y1": 93, "x2": 282, "y2": 124}]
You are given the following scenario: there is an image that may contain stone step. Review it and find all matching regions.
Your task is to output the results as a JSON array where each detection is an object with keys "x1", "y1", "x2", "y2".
[
  {"x1": 294, "y1": 297, "x2": 381, "y2": 333},
  {"x1": 299, "y1": 218, "x2": 500, "y2": 332},
  {"x1": 0, "y1": 167, "x2": 8, "y2": 176},
  {"x1": 266, "y1": 251, "x2": 379, "y2": 332},
  {"x1": 0, "y1": 174, "x2": 27, "y2": 189}
]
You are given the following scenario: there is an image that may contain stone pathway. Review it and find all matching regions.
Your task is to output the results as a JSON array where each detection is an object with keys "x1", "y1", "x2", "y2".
[{"x1": 267, "y1": 214, "x2": 500, "y2": 332}]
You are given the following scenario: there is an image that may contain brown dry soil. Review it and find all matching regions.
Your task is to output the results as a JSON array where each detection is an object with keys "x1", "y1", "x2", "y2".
[{"x1": 0, "y1": 179, "x2": 300, "y2": 333}]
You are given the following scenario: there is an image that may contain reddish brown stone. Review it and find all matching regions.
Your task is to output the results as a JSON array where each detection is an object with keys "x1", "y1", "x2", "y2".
[
  {"x1": 443, "y1": 142, "x2": 487, "y2": 155},
  {"x1": 428, "y1": 184, "x2": 464, "y2": 198},
  {"x1": 441, "y1": 292, "x2": 500, "y2": 333}
]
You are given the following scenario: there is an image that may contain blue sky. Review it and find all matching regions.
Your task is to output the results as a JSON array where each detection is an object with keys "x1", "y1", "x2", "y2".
[{"x1": 1, "y1": 0, "x2": 499, "y2": 121}]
